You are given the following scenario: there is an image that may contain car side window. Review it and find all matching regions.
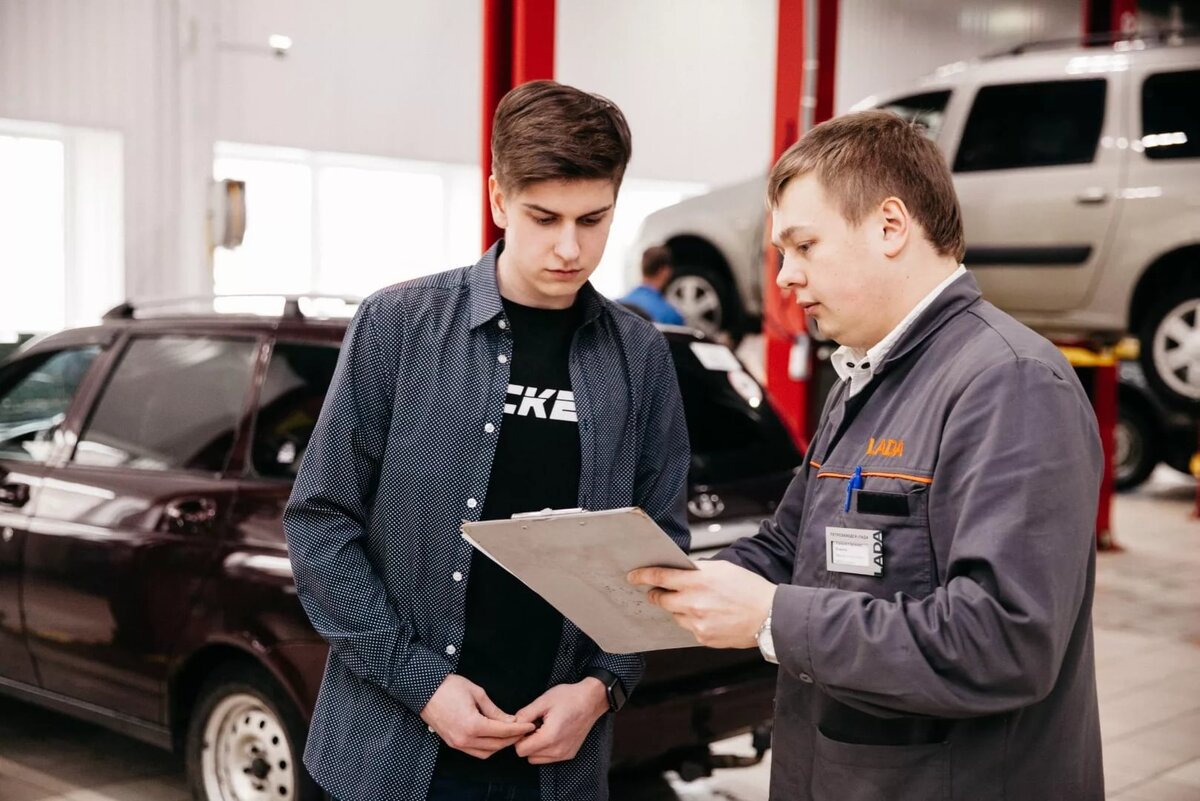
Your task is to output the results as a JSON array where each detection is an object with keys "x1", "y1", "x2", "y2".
[
  {"x1": 251, "y1": 342, "x2": 339, "y2": 479},
  {"x1": 0, "y1": 347, "x2": 102, "y2": 462},
  {"x1": 1141, "y1": 69, "x2": 1200, "y2": 161},
  {"x1": 953, "y1": 79, "x2": 1106, "y2": 173},
  {"x1": 878, "y1": 90, "x2": 952, "y2": 140},
  {"x1": 72, "y1": 336, "x2": 257, "y2": 473}
]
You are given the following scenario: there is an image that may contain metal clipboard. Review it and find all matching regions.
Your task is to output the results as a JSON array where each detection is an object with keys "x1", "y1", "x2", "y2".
[{"x1": 460, "y1": 507, "x2": 699, "y2": 653}]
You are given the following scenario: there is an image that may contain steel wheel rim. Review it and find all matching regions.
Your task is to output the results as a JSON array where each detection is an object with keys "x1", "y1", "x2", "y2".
[
  {"x1": 1114, "y1": 417, "x2": 1139, "y2": 483},
  {"x1": 1152, "y1": 297, "x2": 1200, "y2": 401},
  {"x1": 667, "y1": 275, "x2": 723, "y2": 334},
  {"x1": 201, "y1": 692, "x2": 296, "y2": 801}
]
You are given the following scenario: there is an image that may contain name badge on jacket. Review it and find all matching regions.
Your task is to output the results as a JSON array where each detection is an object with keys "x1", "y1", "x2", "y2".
[{"x1": 825, "y1": 526, "x2": 883, "y2": 576}]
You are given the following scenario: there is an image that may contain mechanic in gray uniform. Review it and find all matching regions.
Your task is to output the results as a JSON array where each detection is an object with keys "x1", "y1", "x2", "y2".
[{"x1": 630, "y1": 110, "x2": 1104, "y2": 801}]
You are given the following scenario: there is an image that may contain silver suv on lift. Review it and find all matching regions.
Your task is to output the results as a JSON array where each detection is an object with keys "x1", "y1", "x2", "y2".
[{"x1": 631, "y1": 31, "x2": 1200, "y2": 410}]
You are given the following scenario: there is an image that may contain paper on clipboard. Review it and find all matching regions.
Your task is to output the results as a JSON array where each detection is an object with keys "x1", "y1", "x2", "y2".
[{"x1": 460, "y1": 507, "x2": 700, "y2": 653}]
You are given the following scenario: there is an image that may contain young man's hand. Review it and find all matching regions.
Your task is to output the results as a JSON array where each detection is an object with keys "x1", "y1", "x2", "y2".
[
  {"x1": 420, "y1": 674, "x2": 536, "y2": 759},
  {"x1": 628, "y1": 560, "x2": 777, "y2": 648},
  {"x1": 512, "y1": 678, "x2": 609, "y2": 765}
]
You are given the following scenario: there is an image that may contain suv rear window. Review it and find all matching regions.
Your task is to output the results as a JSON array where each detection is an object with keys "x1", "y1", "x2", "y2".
[
  {"x1": 953, "y1": 79, "x2": 1106, "y2": 172},
  {"x1": 72, "y1": 336, "x2": 258, "y2": 473},
  {"x1": 878, "y1": 90, "x2": 952, "y2": 140},
  {"x1": 1141, "y1": 69, "x2": 1200, "y2": 160},
  {"x1": 251, "y1": 342, "x2": 339, "y2": 479}
]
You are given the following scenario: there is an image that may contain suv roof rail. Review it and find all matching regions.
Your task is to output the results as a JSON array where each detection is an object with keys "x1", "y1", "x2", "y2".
[
  {"x1": 101, "y1": 294, "x2": 362, "y2": 322},
  {"x1": 986, "y1": 27, "x2": 1200, "y2": 58}
]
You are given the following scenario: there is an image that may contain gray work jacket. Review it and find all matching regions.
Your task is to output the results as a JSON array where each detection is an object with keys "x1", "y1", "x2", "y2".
[{"x1": 720, "y1": 273, "x2": 1104, "y2": 801}]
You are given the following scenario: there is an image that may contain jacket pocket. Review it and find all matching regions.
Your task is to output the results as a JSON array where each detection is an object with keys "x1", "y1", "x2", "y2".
[
  {"x1": 837, "y1": 486, "x2": 933, "y2": 599},
  {"x1": 812, "y1": 726, "x2": 950, "y2": 801}
]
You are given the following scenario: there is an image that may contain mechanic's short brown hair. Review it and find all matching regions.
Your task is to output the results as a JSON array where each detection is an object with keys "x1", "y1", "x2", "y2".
[
  {"x1": 491, "y1": 80, "x2": 633, "y2": 193},
  {"x1": 641, "y1": 245, "x2": 672, "y2": 278},
  {"x1": 767, "y1": 110, "x2": 965, "y2": 262}
]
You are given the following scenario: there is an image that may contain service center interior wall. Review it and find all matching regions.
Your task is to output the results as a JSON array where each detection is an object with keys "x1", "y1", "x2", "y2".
[
  {"x1": 835, "y1": 0, "x2": 1083, "y2": 113},
  {"x1": 555, "y1": 0, "x2": 777, "y2": 189}
]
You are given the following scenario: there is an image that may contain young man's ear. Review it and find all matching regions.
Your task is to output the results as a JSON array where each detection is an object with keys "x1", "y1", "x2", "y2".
[
  {"x1": 878, "y1": 196, "x2": 911, "y2": 259},
  {"x1": 488, "y1": 175, "x2": 509, "y2": 229}
]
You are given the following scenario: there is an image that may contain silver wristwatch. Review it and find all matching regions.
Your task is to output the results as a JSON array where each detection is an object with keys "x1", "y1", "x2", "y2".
[{"x1": 756, "y1": 611, "x2": 778, "y2": 664}]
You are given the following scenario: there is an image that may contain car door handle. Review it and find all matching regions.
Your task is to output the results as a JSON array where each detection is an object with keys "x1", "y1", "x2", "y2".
[
  {"x1": 1075, "y1": 188, "x2": 1109, "y2": 205},
  {"x1": 162, "y1": 497, "x2": 219, "y2": 535},
  {"x1": 0, "y1": 482, "x2": 30, "y2": 508}
]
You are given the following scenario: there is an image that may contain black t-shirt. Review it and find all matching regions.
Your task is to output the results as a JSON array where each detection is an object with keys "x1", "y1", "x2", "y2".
[{"x1": 435, "y1": 296, "x2": 583, "y2": 784}]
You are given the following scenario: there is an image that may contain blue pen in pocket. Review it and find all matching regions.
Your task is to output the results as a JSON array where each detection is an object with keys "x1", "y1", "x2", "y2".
[{"x1": 845, "y1": 465, "x2": 863, "y2": 512}]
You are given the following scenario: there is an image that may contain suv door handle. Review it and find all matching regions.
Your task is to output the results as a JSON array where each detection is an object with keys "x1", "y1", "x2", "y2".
[
  {"x1": 1075, "y1": 188, "x2": 1109, "y2": 205},
  {"x1": 0, "y1": 482, "x2": 30, "y2": 508},
  {"x1": 162, "y1": 497, "x2": 219, "y2": 535}
]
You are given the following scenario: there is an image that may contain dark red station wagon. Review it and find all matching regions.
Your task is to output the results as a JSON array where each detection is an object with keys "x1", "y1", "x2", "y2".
[{"x1": 0, "y1": 296, "x2": 798, "y2": 801}]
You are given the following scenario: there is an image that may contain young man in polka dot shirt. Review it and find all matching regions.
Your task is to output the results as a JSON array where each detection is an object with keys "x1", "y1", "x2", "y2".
[{"x1": 284, "y1": 81, "x2": 691, "y2": 801}]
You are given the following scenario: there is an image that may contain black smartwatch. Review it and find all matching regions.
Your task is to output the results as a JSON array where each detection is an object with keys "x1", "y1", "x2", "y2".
[{"x1": 585, "y1": 668, "x2": 628, "y2": 712}]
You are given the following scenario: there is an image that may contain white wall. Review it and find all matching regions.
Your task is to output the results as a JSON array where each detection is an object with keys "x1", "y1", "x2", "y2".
[
  {"x1": 0, "y1": 0, "x2": 213, "y2": 303},
  {"x1": 835, "y1": 0, "x2": 1083, "y2": 113},
  {"x1": 214, "y1": 0, "x2": 482, "y2": 167},
  {"x1": 556, "y1": 0, "x2": 777, "y2": 188}
]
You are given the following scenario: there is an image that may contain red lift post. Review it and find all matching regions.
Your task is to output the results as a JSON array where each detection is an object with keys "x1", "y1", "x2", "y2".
[
  {"x1": 763, "y1": 0, "x2": 840, "y2": 450},
  {"x1": 481, "y1": 0, "x2": 556, "y2": 250}
]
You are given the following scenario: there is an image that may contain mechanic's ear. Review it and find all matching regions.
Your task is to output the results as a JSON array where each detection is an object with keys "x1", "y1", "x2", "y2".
[{"x1": 879, "y1": 196, "x2": 910, "y2": 259}]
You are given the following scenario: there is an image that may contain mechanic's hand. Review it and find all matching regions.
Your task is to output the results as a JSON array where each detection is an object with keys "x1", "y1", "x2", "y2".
[
  {"x1": 513, "y1": 679, "x2": 609, "y2": 765},
  {"x1": 628, "y1": 560, "x2": 777, "y2": 649},
  {"x1": 420, "y1": 674, "x2": 536, "y2": 759}
]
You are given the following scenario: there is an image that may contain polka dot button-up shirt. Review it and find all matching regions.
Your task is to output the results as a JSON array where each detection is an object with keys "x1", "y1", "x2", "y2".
[{"x1": 284, "y1": 243, "x2": 691, "y2": 801}]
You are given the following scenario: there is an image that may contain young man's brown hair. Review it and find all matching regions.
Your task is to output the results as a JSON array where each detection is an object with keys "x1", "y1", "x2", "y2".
[
  {"x1": 767, "y1": 110, "x2": 966, "y2": 262},
  {"x1": 491, "y1": 80, "x2": 633, "y2": 193},
  {"x1": 641, "y1": 245, "x2": 672, "y2": 279}
]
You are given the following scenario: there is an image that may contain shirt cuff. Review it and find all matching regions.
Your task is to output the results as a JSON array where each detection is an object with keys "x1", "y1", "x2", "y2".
[{"x1": 391, "y1": 644, "x2": 454, "y2": 714}]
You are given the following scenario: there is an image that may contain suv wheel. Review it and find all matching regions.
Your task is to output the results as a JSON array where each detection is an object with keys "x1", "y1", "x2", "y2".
[
  {"x1": 1115, "y1": 401, "x2": 1159, "y2": 491},
  {"x1": 186, "y1": 665, "x2": 321, "y2": 801},
  {"x1": 666, "y1": 263, "x2": 740, "y2": 340},
  {"x1": 1139, "y1": 283, "x2": 1200, "y2": 411}
]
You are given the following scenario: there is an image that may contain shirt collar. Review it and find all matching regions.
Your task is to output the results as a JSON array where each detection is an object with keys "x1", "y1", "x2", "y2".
[
  {"x1": 467, "y1": 240, "x2": 606, "y2": 330},
  {"x1": 831, "y1": 265, "x2": 969, "y2": 384}
]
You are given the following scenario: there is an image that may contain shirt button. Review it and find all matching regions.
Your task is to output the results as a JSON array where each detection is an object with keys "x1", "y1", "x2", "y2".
[
  {"x1": 445, "y1": 645, "x2": 456, "y2": 655},
  {"x1": 497, "y1": 354, "x2": 508, "y2": 364},
  {"x1": 799, "y1": 672, "x2": 814, "y2": 684},
  {"x1": 428, "y1": 725, "x2": 435, "y2": 733},
  {"x1": 498, "y1": 319, "x2": 508, "y2": 330},
  {"x1": 484, "y1": 422, "x2": 495, "y2": 434},
  {"x1": 452, "y1": 571, "x2": 463, "y2": 582},
  {"x1": 466, "y1": 498, "x2": 478, "y2": 509}
]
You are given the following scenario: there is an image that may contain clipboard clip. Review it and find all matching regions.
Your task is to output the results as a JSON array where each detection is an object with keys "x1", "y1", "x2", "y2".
[{"x1": 511, "y1": 507, "x2": 587, "y2": 519}]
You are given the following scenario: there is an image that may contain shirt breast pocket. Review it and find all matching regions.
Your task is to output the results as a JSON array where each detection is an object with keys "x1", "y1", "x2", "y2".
[{"x1": 836, "y1": 486, "x2": 934, "y2": 599}]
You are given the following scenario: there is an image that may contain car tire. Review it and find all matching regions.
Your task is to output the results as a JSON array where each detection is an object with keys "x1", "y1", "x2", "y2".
[
  {"x1": 185, "y1": 664, "x2": 323, "y2": 801},
  {"x1": 1114, "y1": 399, "x2": 1160, "y2": 492},
  {"x1": 1138, "y1": 281, "x2": 1200, "y2": 412},
  {"x1": 666, "y1": 262, "x2": 742, "y2": 342}
]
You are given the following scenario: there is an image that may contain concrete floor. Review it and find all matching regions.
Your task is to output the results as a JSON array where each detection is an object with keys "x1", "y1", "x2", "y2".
[{"x1": 0, "y1": 468, "x2": 1196, "y2": 801}]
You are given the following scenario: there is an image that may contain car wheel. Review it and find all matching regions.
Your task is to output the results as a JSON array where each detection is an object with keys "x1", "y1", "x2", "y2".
[
  {"x1": 186, "y1": 664, "x2": 322, "y2": 801},
  {"x1": 666, "y1": 263, "x2": 741, "y2": 340},
  {"x1": 1114, "y1": 401, "x2": 1160, "y2": 491},
  {"x1": 1139, "y1": 283, "x2": 1200, "y2": 412}
]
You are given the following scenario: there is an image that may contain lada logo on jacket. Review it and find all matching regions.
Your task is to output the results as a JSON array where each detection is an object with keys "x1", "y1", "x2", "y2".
[{"x1": 866, "y1": 437, "x2": 904, "y2": 458}]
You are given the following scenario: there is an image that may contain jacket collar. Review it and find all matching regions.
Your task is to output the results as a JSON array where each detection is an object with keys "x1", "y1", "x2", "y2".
[
  {"x1": 878, "y1": 270, "x2": 983, "y2": 369},
  {"x1": 467, "y1": 240, "x2": 606, "y2": 329}
]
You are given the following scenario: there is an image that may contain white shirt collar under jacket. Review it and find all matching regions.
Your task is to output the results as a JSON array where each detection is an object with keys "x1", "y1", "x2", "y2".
[{"x1": 831, "y1": 265, "x2": 967, "y2": 397}]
